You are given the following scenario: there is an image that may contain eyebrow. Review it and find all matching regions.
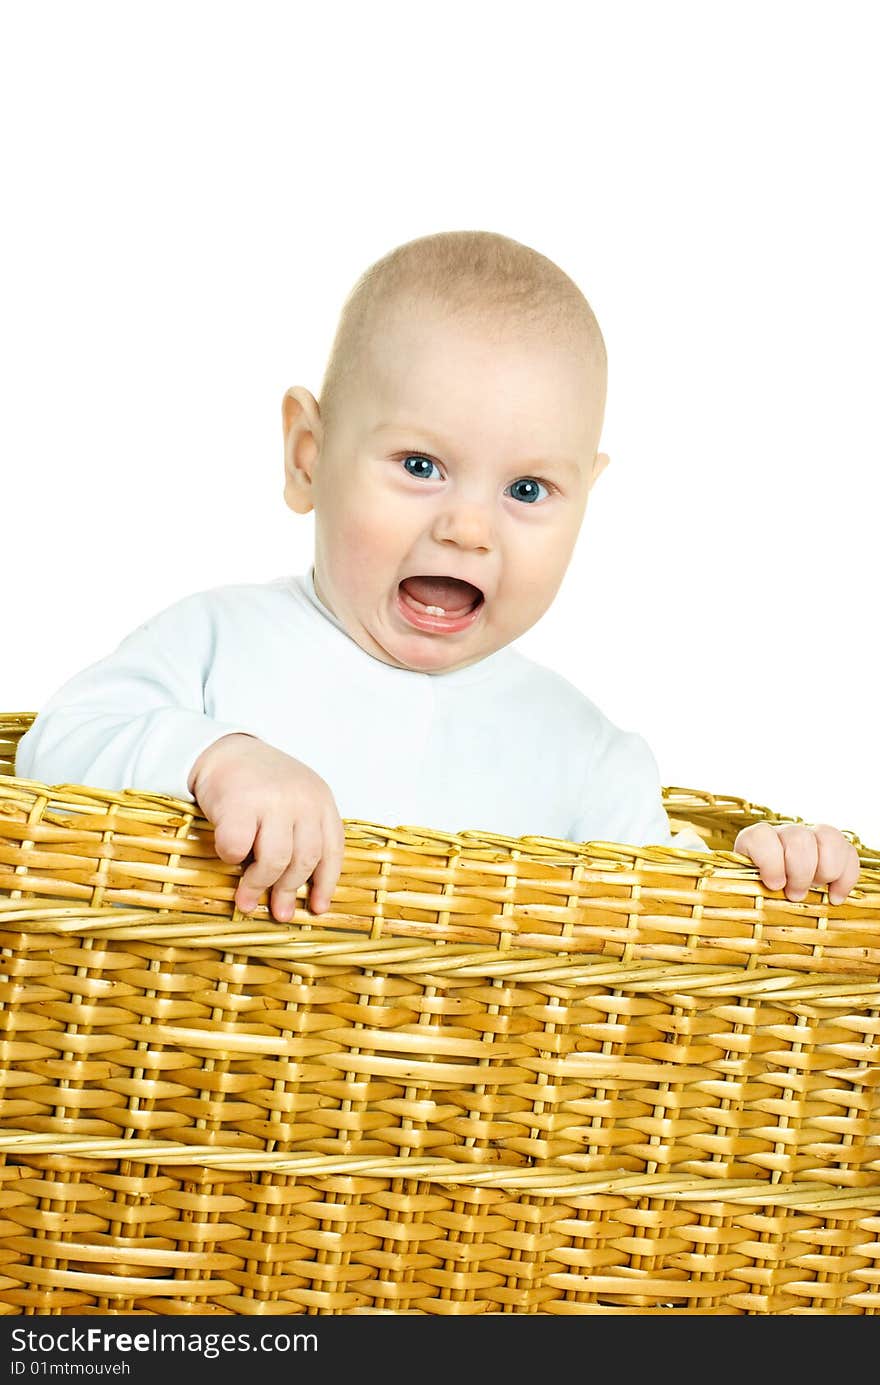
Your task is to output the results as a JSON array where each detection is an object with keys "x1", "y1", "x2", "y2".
[{"x1": 370, "y1": 423, "x2": 584, "y2": 477}]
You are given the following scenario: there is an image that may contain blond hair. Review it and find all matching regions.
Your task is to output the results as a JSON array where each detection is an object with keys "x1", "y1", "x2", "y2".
[{"x1": 318, "y1": 230, "x2": 607, "y2": 433}]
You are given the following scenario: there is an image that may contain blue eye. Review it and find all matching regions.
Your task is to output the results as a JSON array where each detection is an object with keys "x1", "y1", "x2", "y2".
[
  {"x1": 507, "y1": 477, "x2": 549, "y2": 505},
  {"x1": 402, "y1": 454, "x2": 441, "y2": 481}
]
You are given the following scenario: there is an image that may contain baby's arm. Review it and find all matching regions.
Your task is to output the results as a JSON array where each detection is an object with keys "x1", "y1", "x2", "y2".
[
  {"x1": 569, "y1": 729, "x2": 688, "y2": 849},
  {"x1": 15, "y1": 592, "x2": 347, "y2": 919},
  {"x1": 14, "y1": 594, "x2": 258, "y2": 800},
  {"x1": 568, "y1": 727, "x2": 859, "y2": 905}
]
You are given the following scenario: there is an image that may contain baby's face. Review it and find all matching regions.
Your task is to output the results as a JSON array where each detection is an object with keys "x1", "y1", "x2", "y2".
[{"x1": 293, "y1": 307, "x2": 607, "y2": 675}]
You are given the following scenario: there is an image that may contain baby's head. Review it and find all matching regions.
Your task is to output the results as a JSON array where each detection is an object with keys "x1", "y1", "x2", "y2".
[{"x1": 283, "y1": 230, "x2": 609, "y2": 675}]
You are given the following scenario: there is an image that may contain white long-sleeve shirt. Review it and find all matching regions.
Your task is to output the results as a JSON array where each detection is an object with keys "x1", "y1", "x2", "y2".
[{"x1": 15, "y1": 568, "x2": 706, "y2": 850}]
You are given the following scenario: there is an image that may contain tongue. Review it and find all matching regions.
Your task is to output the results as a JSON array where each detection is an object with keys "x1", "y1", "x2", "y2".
[{"x1": 400, "y1": 575, "x2": 482, "y2": 614}]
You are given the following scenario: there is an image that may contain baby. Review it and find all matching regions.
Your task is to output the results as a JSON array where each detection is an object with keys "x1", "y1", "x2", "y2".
[{"x1": 15, "y1": 230, "x2": 860, "y2": 920}]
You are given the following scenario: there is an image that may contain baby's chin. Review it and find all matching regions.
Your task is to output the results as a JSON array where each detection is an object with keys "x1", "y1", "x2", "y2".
[
  {"x1": 354, "y1": 613, "x2": 498, "y2": 676},
  {"x1": 370, "y1": 637, "x2": 489, "y2": 676}
]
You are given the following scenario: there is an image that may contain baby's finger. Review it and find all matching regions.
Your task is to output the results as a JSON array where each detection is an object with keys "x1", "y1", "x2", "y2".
[
  {"x1": 736, "y1": 822, "x2": 787, "y2": 890},
  {"x1": 777, "y1": 824, "x2": 819, "y2": 901},
  {"x1": 307, "y1": 813, "x2": 347, "y2": 915},
  {"x1": 269, "y1": 822, "x2": 324, "y2": 922},
  {"x1": 811, "y1": 825, "x2": 855, "y2": 884},
  {"x1": 213, "y1": 811, "x2": 258, "y2": 866},
  {"x1": 237, "y1": 818, "x2": 295, "y2": 913},
  {"x1": 828, "y1": 843, "x2": 861, "y2": 906}
]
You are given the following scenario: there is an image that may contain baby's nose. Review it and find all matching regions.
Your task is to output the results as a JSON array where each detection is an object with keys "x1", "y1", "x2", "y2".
[{"x1": 431, "y1": 498, "x2": 494, "y2": 548}]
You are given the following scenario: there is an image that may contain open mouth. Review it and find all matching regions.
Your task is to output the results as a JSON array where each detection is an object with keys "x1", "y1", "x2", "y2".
[
  {"x1": 398, "y1": 574, "x2": 484, "y2": 616},
  {"x1": 396, "y1": 575, "x2": 485, "y2": 632}
]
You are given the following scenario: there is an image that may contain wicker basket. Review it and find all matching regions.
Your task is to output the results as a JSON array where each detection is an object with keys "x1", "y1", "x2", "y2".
[{"x1": 1, "y1": 710, "x2": 878, "y2": 1316}]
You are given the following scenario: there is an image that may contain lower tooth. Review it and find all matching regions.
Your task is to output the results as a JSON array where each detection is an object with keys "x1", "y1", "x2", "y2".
[{"x1": 424, "y1": 605, "x2": 446, "y2": 615}]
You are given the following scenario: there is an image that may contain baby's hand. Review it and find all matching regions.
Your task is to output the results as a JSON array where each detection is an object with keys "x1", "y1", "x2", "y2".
[
  {"x1": 733, "y1": 821, "x2": 860, "y2": 906},
  {"x1": 188, "y1": 733, "x2": 346, "y2": 921}
]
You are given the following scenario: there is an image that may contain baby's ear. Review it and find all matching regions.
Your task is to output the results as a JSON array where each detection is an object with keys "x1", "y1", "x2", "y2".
[
  {"x1": 592, "y1": 451, "x2": 611, "y2": 483},
  {"x1": 282, "y1": 386, "x2": 321, "y2": 442},
  {"x1": 282, "y1": 387, "x2": 322, "y2": 514}
]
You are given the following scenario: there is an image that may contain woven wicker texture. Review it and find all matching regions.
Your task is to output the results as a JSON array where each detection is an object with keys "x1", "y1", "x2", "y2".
[{"x1": 1, "y1": 711, "x2": 878, "y2": 1315}]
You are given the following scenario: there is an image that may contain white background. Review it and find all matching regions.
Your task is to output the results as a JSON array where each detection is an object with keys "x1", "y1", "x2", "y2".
[{"x1": 3, "y1": 2, "x2": 878, "y2": 848}]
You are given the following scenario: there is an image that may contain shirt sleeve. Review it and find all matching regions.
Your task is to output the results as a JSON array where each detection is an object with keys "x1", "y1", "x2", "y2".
[
  {"x1": 13, "y1": 593, "x2": 261, "y2": 803},
  {"x1": 569, "y1": 727, "x2": 708, "y2": 850}
]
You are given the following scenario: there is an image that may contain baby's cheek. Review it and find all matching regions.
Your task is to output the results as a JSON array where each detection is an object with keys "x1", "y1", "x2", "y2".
[
  {"x1": 515, "y1": 551, "x2": 568, "y2": 623},
  {"x1": 325, "y1": 515, "x2": 390, "y2": 590},
  {"x1": 340, "y1": 521, "x2": 381, "y2": 571}
]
